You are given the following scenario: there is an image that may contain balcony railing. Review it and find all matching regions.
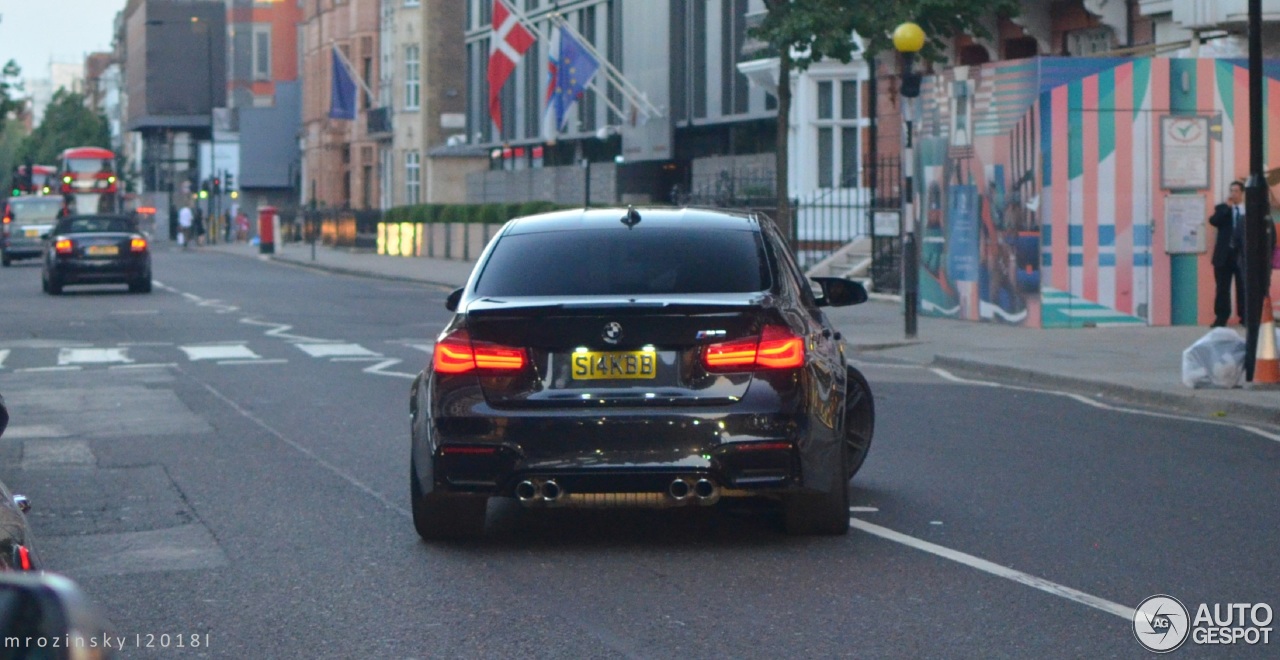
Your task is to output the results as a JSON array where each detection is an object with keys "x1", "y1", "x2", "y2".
[{"x1": 367, "y1": 107, "x2": 392, "y2": 138}]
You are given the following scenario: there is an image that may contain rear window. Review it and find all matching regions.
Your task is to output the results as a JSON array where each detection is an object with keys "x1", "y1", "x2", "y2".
[
  {"x1": 56, "y1": 217, "x2": 136, "y2": 234},
  {"x1": 475, "y1": 227, "x2": 770, "y2": 296},
  {"x1": 8, "y1": 199, "x2": 64, "y2": 224}
]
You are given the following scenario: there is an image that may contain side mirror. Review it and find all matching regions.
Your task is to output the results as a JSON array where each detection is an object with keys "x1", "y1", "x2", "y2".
[
  {"x1": 810, "y1": 277, "x2": 869, "y2": 307},
  {"x1": 0, "y1": 573, "x2": 113, "y2": 658},
  {"x1": 445, "y1": 287, "x2": 464, "y2": 312}
]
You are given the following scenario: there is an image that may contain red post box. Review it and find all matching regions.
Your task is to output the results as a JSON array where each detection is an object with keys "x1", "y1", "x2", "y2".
[{"x1": 258, "y1": 206, "x2": 276, "y2": 254}]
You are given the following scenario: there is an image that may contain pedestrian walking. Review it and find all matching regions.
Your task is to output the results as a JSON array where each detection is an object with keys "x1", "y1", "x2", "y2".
[
  {"x1": 1209, "y1": 180, "x2": 1245, "y2": 327},
  {"x1": 193, "y1": 207, "x2": 206, "y2": 246},
  {"x1": 235, "y1": 209, "x2": 250, "y2": 243},
  {"x1": 177, "y1": 205, "x2": 193, "y2": 250}
]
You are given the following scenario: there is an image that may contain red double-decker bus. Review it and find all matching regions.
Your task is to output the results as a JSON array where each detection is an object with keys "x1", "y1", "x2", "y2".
[{"x1": 59, "y1": 147, "x2": 119, "y2": 214}]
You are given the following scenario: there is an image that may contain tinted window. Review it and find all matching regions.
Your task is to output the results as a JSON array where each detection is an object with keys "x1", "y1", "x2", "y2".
[
  {"x1": 8, "y1": 199, "x2": 64, "y2": 223},
  {"x1": 56, "y1": 217, "x2": 135, "y2": 234},
  {"x1": 66, "y1": 158, "x2": 112, "y2": 174},
  {"x1": 475, "y1": 228, "x2": 770, "y2": 296}
]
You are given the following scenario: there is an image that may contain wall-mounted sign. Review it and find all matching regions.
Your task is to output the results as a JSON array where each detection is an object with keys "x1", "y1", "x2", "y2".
[
  {"x1": 872, "y1": 210, "x2": 901, "y2": 237},
  {"x1": 1161, "y1": 116, "x2": 1211, "y2": 190}
]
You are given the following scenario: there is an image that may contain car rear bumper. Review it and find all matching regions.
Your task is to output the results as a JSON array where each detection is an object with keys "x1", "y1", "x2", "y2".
[
  {"x1": 1, "y1": 239, "x2": 41, "y2": 259},
  {"x1": 52, "y1": 257, "x2": 148, "y2": 283},
  {"x1": 415, "y1": 404, "x2": 838, "y2": 501}
]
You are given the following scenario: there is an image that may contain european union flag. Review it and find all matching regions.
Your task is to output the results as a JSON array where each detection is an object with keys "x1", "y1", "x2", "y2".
[
  {"x1": 329, "y1": 47, "x2": 357, "y2": 120},
  {"x1": 545, "y1": 26, "x2": 600, "y2": 133}
]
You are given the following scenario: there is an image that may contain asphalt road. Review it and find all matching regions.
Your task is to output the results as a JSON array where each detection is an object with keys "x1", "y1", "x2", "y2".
[{"x1": 1, "y1": 245, "x2": 1277, "y2": 658}]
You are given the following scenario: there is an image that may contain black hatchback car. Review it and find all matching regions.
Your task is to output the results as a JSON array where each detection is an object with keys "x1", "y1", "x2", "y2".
[
  {"x1": 42, "y1": 214, "x2": 152, "y2": 295},
  {"x1": 410, "y1": 207, "x2": 874, "y2": 539}
]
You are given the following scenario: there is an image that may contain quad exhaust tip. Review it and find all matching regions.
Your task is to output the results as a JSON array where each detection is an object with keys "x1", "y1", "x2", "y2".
[
  {"x1": 515, "y1": 480, "x2": 538, "y2": 503},
  {"x1": 540, "y1": 479, "x2": 562, "y2": 502},
  {"x1": 669, "y1": 478, "x2": 692, "y2": 500}
]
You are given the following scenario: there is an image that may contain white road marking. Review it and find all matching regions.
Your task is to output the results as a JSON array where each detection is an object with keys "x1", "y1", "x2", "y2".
[
  {"x1": 331, "y1": 356, "x2": 386, "y2": 362},
  {"x1": 295, "y1": 343, "x2": 382, "y2": 359},
  {"x1": 110, "y1": 310, "x2": 160, "y2": 315},
  {"x1": 180, "y1": 344, "x2": 261, "y2": 361},
  {"x1": 109, "y1": 363, "x2": 177, "y2": 370},
  {"x1": 407, "y1": 343, "x2": 435, "y2": 354},
  {"x1": 217, "y1": 358, "x2": 288, "y2": 366},
  {"x1": 117, "y1": 342, "x2": 173, "y2": 347},
  {"x1": 928, "y1": 367, "x2": 1280, "y2": 445},
  {"x1": 15, "y1": 366, "x2": 82, "y2": 373},
  {"x1": 2, "y1": 425, "x2": 71, "y2": 439},
  {"x1": 850, "y1": 518, "x2": 1135, "y2": 621},
  {"x1": 362, "y1": 358, "x2": 418, "y2": 380},
  {"x1": 58, "y1": 348, "x2": 133, "y2": 365},
  {"x1": 0, "y1": 349, "x2": 8, "y2": 369},
  {"x1": 21, "y1": 440, "x2": 95, "y2": 468},
  {"x1": 848, "y1": 506, "x2": 879, "y2": 513},
  {"x1": 240, "y1": 317, "x2": 331, "y2": 342}
]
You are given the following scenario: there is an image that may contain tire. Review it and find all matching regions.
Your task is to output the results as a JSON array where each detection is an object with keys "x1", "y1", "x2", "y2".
[
  {"x1": 2, "y1": 251, "x2": 10, "y2": 267},
  {"x1": 783, "y1": 441, "x2": 850, "y2": 536},
  {"x1": 46, "y1": 273, "x2": 63, "y2": 295},
  {"x1": 844, "y1": 365, "x2": 875, "y2": 480},
  {"x1": 129, "y1": 277, "x2": 152, "y2": 293},
  {"x1": 411, "y1": 460, "x2": 487, "y2": 541}
]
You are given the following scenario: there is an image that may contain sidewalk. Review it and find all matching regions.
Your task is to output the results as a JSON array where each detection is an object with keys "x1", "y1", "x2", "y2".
[{"x1": 202, "y1": 239, "x2": 1280, "y2": 428}]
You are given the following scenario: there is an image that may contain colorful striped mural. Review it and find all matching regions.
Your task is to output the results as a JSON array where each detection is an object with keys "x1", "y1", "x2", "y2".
[{"x1": 916, "y1": 57, "x2": 1280, "y2": 328}]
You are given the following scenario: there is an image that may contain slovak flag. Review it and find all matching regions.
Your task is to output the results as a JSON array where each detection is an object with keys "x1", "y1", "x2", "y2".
[
  {"x1": 486, "y1": 0, "x2": 536, "y2": 133},
  {"x1": 542, "y1": 24, "x2": 601, "y2": 140}
]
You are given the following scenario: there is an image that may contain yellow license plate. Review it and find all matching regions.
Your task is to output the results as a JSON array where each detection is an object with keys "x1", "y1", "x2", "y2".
[
  {"x1": 86, "y1": 245, "x2": 119, "y2": 256},
  {"x1": 24, "y1": 228, "x2": 39, "y2": 237},
  {"x1": 571, "y1": 351, "x2": 657, "y2": 380}
]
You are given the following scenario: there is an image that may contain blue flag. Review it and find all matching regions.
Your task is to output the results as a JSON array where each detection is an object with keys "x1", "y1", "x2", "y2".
[
  {"x1": 329, "y1": 47, "x2": 357, "y2": 120},
  {"x1": 543, "y1": 26, "x2": 600, "y2": 135}
]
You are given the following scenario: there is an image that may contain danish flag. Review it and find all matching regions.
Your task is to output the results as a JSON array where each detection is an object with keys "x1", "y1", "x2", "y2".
[{"x1": 486, "y1": 0, "x2": 536, "y2": 132}]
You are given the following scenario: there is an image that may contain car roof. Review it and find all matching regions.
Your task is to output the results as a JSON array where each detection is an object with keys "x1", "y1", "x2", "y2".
[{"x1": 503, "y1": 207, "x2": 762, "y2": 235}]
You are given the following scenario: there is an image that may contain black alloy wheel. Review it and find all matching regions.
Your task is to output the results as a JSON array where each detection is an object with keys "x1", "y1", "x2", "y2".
[{"x1": 844, "y1": 365, "x2": 875, "y2": 480}]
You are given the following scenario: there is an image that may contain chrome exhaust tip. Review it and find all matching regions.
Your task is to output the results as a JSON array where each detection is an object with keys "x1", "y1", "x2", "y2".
[
  {"x1": 515, "y1": 480, "x2": 539, "y2": 503},
  {"x1": 540, "y1": 479, "x2": 563, "y2": 502},
  {"x1": 668, "y1": 478, "x2": 692, "y2": 501},
  {"x1": 693, "y1": 479, "x2": 720, "y2": 504}
]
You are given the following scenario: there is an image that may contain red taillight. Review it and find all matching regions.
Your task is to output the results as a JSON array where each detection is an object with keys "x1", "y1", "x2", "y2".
[
  {"x1": 703, "y1": 325, "x2": 805, "y2": 372},
  {"x1": 432, "y1": 330, "x2": 526, "y2": 374},
  {"x1": 130, "y1": 237, "x2": 147, "y2": 252},
  {"x1": 439, "y1": 445, "x2": 499, "y2": 456},
  {"x1": 54, "y1": 238, "x2": 73, "y2": 255},
  {"x1": 16, "y1": 545, "x2": 32, "y2": 571}
]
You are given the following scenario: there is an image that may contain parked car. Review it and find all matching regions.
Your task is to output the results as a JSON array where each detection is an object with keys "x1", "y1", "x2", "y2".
[
  {"x1": 42, "y1": 215, "x2": 152, "y2": 295},
  {"x1": 2, "y1": 196, "x2": 65, "y2": 267},
  {"x1": 0, "y1": 394, "x2": 39, "y2": 571},
  {"x1": 409, "y1": 207, "x2": 875, "y2": 539}
]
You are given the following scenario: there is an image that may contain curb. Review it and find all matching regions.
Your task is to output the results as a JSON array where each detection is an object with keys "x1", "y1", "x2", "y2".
[
  {"x1": 206, "y1": 246, "x2": 463, "y2": 290},
  {"x1": 931, "y1": 355, "x2": 1280, "y2": 428}
]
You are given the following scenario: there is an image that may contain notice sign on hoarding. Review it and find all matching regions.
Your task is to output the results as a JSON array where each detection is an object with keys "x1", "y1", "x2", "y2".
[
  {"x1": 1161, "y1": 116, "x2": 1211, "y2": 190},
  {"x1": 1165, "y1": 193, "x2": 1207, "y2": 254}
]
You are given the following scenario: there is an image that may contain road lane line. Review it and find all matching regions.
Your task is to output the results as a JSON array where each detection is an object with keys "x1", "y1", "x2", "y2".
[
  {"x1": 110, "y1": 363, "x2": 177, "y2": 370},
  {"x1": 191, "y1": 377, "x2": 410, "y2": 517},
  {"x1": 929, "y1": 367, "x2": 1280, "y2": 445},
  {"x1": 850, "y1": 518, "x2": 1135, "y2": 621},
  {"x1": 16, "y1": 366, "x2": 82, "y2": 373},
  {"x1": 848, "y1": 506, "x2": 879, "y2": 513},
  {"x1": 216, "y1": 359, "x2": 288, "y2": 365},
  {"x1": 363, "y1": 358, "x2": 418, "y2": 380},
  {"x1": 240, "y1": 317, "x2": 332, "y2": 343}
]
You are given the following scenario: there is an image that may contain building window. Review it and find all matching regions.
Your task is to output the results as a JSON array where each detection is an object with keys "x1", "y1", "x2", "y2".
[
  {"x1": 405, "y1": 151, "x2": 421, "y2": 205},
  {"x1": 253, "y1": 25, "x2": 272, "y2": 81},
  {"x1": 813, "y1": 78, "x2": 869, "y2": 189},
  {"x1": 405, "y1": 45, "x2": 420, "y2": 111},
  {"x1": 405, "y1": 0, "x2": 420, "y2": 6}
]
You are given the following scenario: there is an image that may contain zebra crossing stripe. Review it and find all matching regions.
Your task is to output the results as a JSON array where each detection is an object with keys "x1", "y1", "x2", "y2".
[
  {"x1": 294, "y1": 343, "x2": 383, "y2": 359},
  {"x1": 58, "y1": 348, "x2": 133, "y2": 366},
  {"x1": 180, "y1": 345, "x2": 261, "y2": 361}
]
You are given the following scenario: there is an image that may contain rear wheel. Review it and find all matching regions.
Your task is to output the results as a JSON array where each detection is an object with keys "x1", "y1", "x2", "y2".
[
  {"x1": 844, "y1": 365, "x2": 875, "y2": 480},
  {"x1": 45, "y1": 272, "x2": 62, "y2": 295},
  {"x1": 411, "y1": 460, "x2": 487, "y2": 541},
  {"x1": 783, "y1": 443, "x2": 850, "y2": 536},
  {"x1": 2, "y1": 251, "x2": 10, "y2": 267}
]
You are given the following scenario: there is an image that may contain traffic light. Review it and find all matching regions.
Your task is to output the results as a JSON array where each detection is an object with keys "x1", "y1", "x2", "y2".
[
  {"x1": 224, "y1": 172, "x2": 234, "y2": 190},
  {"x1": 212, "y1": 177, "x2": 221, "y2": 195}
]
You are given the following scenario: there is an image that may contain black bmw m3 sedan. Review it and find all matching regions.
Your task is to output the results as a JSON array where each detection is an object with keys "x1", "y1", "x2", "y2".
[{"x1": 410, "y1": 207, "x2": 875, "y2": 539}]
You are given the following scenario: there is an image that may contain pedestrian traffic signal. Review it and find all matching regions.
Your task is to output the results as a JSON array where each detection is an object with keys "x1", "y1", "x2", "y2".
[{"x1": 224, "y1": 173, "x2": 234, "y2": 190}]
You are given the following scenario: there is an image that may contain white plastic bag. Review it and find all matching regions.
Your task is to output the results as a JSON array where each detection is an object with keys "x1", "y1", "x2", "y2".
[{"x1": 1181, "y1": 328, "x2": 1246, "y2": 389}]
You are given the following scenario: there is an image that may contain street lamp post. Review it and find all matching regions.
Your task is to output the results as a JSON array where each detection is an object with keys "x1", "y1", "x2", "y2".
[{"x1": 893, "y1": 22, "x2": 926, "y2": 340}]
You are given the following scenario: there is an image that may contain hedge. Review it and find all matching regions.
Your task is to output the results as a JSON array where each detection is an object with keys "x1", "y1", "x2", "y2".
[{"x1": 382, "y1": 201, "x2": 570, "y2": 225}]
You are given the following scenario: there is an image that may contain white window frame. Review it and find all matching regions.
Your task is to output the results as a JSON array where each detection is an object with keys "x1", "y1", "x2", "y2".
[
  {"x1": 404, "y1": 45, "x2": 421, "y2": 111},
  {"x1": 252, "y1": 24, "x2": 272, "y2": 81},
  {"x1": 811, "y1": 76, "x2": 870, "y2": 190},
  {"x1": 405, "y1": 151, "x2": 421, "y2": 205}
]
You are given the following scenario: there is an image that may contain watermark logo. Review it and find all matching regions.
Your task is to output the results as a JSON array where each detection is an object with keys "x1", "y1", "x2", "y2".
[{"x1": 1134, "y1": 595, "x2": 1191, "y2": 653}]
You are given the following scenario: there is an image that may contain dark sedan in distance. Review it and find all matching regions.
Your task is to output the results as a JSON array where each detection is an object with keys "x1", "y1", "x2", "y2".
[
  {"x1": 42, "y1": 215, "x2": 152, "y2": 295},
  {"x1": 410, "y1": 207, "x2": 875, "y2": 539}
]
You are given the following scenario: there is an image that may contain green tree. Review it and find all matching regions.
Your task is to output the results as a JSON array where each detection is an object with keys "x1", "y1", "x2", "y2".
[
  {"x1": 19, "y1": 89, "x2": 111, "y2": 165},
  {"x1": 0, "y1": 59, "x2": 22, "y2": 135},
  {"x1": 750, "y1": 0, "x2": 1019, "y2": 224}
]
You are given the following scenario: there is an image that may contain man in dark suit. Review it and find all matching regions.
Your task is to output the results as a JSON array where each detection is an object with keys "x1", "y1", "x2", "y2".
[{"x1": 1210, "y1": 180, "x2": 1246, "y2": 327}]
